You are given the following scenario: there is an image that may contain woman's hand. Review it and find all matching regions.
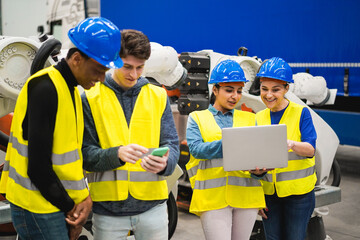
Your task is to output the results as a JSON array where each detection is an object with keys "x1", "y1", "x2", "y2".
[
  {"x1": 258, "y1": 208, "x2": 268, "y2": 219},
  {"x1": 249, "y1": 167, "x2": 273, "y2": 175},
  {"x1": 287, "y1": 140, "x2": 315, "y2": 157},
  {"x1": 287, "y1": 139, "x2": 296, "y2": 151}
]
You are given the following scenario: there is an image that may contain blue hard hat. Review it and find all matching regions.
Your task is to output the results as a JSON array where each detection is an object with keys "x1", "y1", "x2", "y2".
[
  {"x1": 68, "y1": 17, "x2": 123, "y2": 69},
  {"x1": 256, "y1": 57, "x2": 293, "y2": 83},
  {"x1": 209, "y1": 60, "x2": 248, "y2": 84}
]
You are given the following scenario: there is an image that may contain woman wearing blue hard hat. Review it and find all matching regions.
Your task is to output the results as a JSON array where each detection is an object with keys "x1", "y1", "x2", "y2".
[
  {"x1": 186, "y1": 60, "x2": 266, "y2": 240},
  {"x1": 256, "y1": 57, "x2": 317, "y2": 240}
]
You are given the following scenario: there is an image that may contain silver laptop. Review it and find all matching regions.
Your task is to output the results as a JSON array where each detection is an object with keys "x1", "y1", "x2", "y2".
[{"x1": 222, "y1": 124, "x2": 288, "y2": 171}]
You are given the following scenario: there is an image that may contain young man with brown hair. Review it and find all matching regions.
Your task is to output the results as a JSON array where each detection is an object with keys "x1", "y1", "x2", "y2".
[{"x1": 82, "y1": 29, "x2": 179, "y2": 239}]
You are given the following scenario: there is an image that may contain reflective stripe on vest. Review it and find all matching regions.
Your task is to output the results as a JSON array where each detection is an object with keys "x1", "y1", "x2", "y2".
[
  {"x1": 262, "y1": 166, "x2": 315, "y2": 183},
  {"x1": 187, "y1": 158, "x2": 222, "y2": 179},
  {"x1": 194, "y1": 177, "x2": 226, "y2": 189},
  {"x1": 189, "y1": 158, "x2": 261, "y2": 189},
  {"x1": 276, "y1": 166, "x2": 316, "y2": 182},
  {"x1": 256, "y1": 101, "x2": 317, "y2": 197},
  {"x1": 261, "y1": 153, "x2": 307, "y2": 183},
  {"x1": 262, "y1": 173, "x2": 273, "y2": 182},
  {"x1": 85, "y1": 82, "x2": 168, "y2": 201},
  {"x1": 10, "y1": 134, "x2": 80, "y2": 166},
  {"x1": 130, "y1": 172, "x2": 165, "y2": 182},
  {"x1": 2, "y1": 161, "x2": 9, "y2": 171},
  {"x1": 187, "y1": 165, "x2": 197, "y2": 179},
  {"x1": 87, "y1": 170, "x2": 165, "y2": 183},
  {"x1": 186, "y1": 109, "x2": 266, "y2": 214},
  {"x1": 228, "y1": 176, "x2": 262, "y2": 187},
  {"x1": 87, "y1": 170, "x2": 128, "y2": 182},
  {"x1": 8, "y1": 165, "x2": 86, "y2": 191},
  {"x1": 8, "y1": 134, "x2": 27, "y2": 157}
]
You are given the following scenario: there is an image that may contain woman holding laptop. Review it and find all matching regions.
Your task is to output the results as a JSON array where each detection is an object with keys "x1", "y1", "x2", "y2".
[
  {"x1": 186, "y1": 60, "x2": 266, "y2": 240},
  {"x1": 256, "y1": 57, "x2": 317, "y2": 240}
]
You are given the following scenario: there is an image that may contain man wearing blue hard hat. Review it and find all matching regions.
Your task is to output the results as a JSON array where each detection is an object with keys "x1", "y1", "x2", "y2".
[{"x1": 0, "y1": 17, "x2": 123, "y2": 240}]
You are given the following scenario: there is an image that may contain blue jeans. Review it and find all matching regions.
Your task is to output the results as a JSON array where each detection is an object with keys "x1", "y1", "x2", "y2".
[
  {"x1": 92, "y1": 202, "x2": 168, "y2": 240},
  {"x1": 262, "y1": 190, "x2": 315, "y2": 240},
  {"x1": 10, "y1": 203, "x2": 69, "y2": 240}
]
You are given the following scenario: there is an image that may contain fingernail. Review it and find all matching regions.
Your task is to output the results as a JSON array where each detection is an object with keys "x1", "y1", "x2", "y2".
[{"x1": 265, "y1": 208, "x2": 268, "y2": 212}]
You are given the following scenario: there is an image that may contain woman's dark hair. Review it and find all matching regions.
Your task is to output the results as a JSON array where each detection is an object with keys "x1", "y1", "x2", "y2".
[{"x1": 210, "y1": 84, "x2": 220, "y2": 105}]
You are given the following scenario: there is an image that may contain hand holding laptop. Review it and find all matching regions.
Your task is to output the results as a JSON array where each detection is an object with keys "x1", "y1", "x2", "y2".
[{"x1": 249, "y1": 167, "x2": 274, "y2": 175}]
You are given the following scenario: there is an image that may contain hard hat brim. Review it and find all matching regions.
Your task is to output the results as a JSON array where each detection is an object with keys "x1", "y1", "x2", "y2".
[
  {"x1": 257, "y1": 74, "x2": 294, "y2": 83},
  {"x1": 100, "y1": 56, "x2": 124, "y2": 69},
  {"x1": 208, "y1": 79, "x2": 249, "y2": 84}
]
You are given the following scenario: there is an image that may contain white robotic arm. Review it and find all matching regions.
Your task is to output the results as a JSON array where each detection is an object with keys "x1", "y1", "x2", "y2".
[
  {"x1": 0, "y1": 36, "x2": 56, "y2": 118},
  {"x1": 142, "y1": 42, "x2": 187, "y2": 88},
  {"x1": 0, "y1": 37, "x2": 40, "y2": 117},
  {"x1": 291, "y1": 72, "x2": 337, "y2": 106}
]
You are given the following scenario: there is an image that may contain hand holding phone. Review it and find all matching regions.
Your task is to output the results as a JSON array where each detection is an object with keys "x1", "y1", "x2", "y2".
[
  {"x1": 150, "y1": 147, "x2": 169, "y2": 157},
  {"x1": 141, "y1": 147, "x2": 169, "y2": 173}
]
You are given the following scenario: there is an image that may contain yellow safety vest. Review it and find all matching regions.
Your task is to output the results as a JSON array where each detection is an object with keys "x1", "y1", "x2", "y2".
[
  {"x1": 256, "y1": 101, "x2": 317, "y2": 197},
  {"x1": 85, "y1": 82, "x2": 168, "y2": 201},
  {"x1": 0, "y1": 66, "x2": 89, "y2": 213},
  {"x1": 186, "y1": 109, "x2": 266, "y2": 216}
]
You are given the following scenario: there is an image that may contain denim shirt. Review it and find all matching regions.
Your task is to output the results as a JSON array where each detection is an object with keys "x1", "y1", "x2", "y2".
[{"x1": 186, "y1": 105, "x2": 234, "y2": 160}]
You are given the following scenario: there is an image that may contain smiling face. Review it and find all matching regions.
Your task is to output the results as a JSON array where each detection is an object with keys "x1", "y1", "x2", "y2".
[
  {"x1": 69, "y1": 51, "x2": 109, "y2": 90},
  {"x1": 260, "y1": 77, "x2": 289, "y2": 112},
  {"x1": 112, "y1": 55, "x2": 146, "y2": 91},
  {"x1": 212, "y1": 82, "x2": 244, "y2": 113}
]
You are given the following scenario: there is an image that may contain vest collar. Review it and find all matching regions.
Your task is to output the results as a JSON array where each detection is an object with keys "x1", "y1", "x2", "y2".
[{"x1": 208, "y1": 104, "x2": 234, "y2": 116}]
